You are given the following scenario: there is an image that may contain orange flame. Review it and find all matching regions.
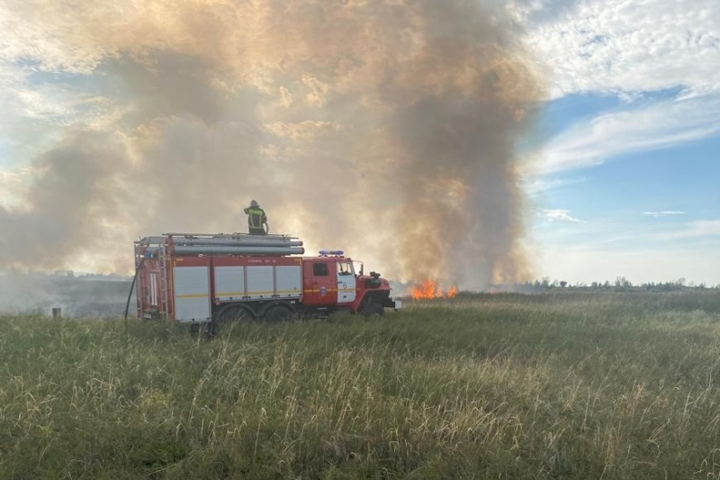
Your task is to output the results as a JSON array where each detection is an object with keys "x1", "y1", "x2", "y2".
[{"x1": 410, "y1": 280, "x2": 459, "y2": 300}]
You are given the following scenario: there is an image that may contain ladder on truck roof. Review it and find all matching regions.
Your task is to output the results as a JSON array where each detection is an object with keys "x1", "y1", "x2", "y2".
[{"x1": 159, "y1": 241, "x2": 169, "y2": 317}]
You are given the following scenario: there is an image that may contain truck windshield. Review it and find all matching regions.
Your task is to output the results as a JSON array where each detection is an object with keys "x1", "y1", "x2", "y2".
[{"x1": 338, "y1": 261, "x2": 354, "y2": 276}]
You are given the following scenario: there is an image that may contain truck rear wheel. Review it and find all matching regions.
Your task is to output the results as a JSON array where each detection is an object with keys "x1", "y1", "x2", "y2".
[
  {"x1": 212, "y1": 304, "x2": 255, "y2": 334},
  {"x1": 262, "y1": 303, "x2": 294, "y2": 323}
]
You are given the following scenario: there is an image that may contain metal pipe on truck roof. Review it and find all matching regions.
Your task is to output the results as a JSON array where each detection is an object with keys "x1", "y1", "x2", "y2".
[
  {"x1": 172, "y1": 238, "x2": 303, "y2": 247},
  {"x1": 137, "y1": 236, "x2": 165, "y2": 245},
  {"x1": 136, "y1": 234, "x2": 302, "y2": 247},
  {"x1": 172, "y1": 246, "x2": 305, "y2": 256}
]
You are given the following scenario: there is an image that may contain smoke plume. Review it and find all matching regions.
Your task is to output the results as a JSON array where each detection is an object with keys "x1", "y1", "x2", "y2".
[{"x1": 0, "y1": 0, "x2": 543, "y2": 289}]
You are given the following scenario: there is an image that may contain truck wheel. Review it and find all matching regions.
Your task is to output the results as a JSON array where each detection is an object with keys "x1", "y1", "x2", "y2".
[
  {"x1": 360, "y1": 298, "x2": 384, "y2": 316},
  {"x1": 262, "y1": 304, "x2": 294, "y2": 323},
  {"x1": 212, "y1": 304, "x2": 254, "y2": 334}
]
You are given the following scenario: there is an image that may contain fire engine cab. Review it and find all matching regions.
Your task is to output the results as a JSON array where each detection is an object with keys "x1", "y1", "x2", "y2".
[{"x1": 134, "y1": 233, "x2": 401, "y2": 328}]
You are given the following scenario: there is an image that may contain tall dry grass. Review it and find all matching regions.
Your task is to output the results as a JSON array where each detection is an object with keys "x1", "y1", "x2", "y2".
[{"x1": 1, "y1": 292, "x2": 720, "y2": 478}]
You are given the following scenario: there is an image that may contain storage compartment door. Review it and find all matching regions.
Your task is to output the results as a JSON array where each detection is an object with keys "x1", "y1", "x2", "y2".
[
  {"x1": 215, "y1": 266, "x2": 245, "y2": 301},
  {"x1": 275, "y1": 266, "x2": 302, "y2": 299},
  {"x1": 173, "y1": 266, "x2": 211, "y2": 322},
  {"x1": 246, "y1": 266, "x2": 274, "y2": 300}
]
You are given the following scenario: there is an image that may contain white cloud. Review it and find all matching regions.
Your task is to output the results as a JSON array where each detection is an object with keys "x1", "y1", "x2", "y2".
[
  {"x1": 519, "y1": 0, "x2": 720, "y2": 98},
  {"x1": 523, "y1": 175, "x2": 587, "y2": 194},
  {"x1": 542, "y1": 209, "x2": 585, "y2": 223},
  {"x1": 642, "y1": 211, "x2": 687, "y2": 218},
  {"x1": 529, "y1": 93, "x2": 720, "y2": 173}
]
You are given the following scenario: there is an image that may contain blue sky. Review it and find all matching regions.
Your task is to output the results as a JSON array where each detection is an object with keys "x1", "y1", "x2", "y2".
[
  {"x1": 0, "y1": 0, "x2": 718, "y2": 285},
  {"x1": 515, "y1": 0, "x2": 720, "y2": 285}
]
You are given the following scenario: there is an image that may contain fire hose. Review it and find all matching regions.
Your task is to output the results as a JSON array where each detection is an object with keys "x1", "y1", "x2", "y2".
[{"x1": 123, "y1": 255, "x2": 146, "y2": 329}]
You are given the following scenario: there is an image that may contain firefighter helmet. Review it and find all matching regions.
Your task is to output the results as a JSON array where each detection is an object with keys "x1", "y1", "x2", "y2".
[{"x1": 250, "y1": 199, "x2": 259, "y2": 208}]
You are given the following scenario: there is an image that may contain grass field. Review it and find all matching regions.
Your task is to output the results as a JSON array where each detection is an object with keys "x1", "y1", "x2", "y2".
[{"x1": 2, "y1": 292, "x2": 720, "y2": 479}]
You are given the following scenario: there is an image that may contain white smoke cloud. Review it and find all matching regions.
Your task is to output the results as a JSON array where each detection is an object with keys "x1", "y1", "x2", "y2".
[{"x1": 0, "y1": 0, "x2": 544, "y2": 290}]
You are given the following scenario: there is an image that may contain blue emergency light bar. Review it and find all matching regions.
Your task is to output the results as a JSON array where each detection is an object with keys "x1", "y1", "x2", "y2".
[{"x1": 319, "y1": 250, "x2": 344, "y2": 256}]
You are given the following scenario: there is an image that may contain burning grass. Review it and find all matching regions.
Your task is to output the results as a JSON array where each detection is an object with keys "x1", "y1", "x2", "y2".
[
  {"x1": 1, "y1": 291, "x2": 720, "y2": 478},
  {"x1": 409, "y1": 279, "x2": 458, "y2": 299}
]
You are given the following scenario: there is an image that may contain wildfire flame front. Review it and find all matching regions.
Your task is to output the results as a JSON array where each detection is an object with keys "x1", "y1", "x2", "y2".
[{"x1": 409, "y1": 280, "x2": 459, "y2": 300}]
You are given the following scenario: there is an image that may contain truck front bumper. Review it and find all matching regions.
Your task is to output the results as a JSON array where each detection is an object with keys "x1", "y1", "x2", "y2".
[{"x1": 380, "y1": 295, "x2": 402, "y2": 311}]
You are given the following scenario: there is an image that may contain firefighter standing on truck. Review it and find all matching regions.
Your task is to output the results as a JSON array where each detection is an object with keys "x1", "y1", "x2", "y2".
[{"x1": 244, "y1": 200, "x2": 268, "y2": 235}]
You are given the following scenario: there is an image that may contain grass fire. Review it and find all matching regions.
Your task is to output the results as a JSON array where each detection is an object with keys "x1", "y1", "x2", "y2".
[{"x1": 409, "y1": 280, "x2": 459, "y2": 300}]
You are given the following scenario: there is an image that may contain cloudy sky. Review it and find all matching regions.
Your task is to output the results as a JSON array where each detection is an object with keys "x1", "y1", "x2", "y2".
[
  {"x1": 0, "y1": 0, "x2": 718, "y2": 287},
  {"x1": 516, "y1": 0, "x2": 720, "y2": 285}
]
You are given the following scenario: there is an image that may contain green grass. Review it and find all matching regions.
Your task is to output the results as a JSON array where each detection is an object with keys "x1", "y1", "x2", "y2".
[{"x1": 2, "y1": 292, "x2": 720, "y2": 479}]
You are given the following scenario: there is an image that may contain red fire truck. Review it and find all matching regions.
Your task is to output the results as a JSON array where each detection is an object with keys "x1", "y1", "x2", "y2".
[{"x1": 134, "y1": 233, "x2": 401, "y2": 329}]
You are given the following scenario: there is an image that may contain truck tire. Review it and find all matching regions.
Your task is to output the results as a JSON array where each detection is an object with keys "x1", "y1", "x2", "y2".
[
  {"x1": 360, "y1": 298, "x2": 384, "y2": 316},
  {"x1": 262, "y1": 303, "x2": 294, "y2": 323},
  {"x1": 212, "y1": 304, "x2": 255, "y2": 335}
]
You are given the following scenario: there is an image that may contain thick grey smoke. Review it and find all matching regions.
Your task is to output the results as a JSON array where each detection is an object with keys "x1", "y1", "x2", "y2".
[
  {"x1": 0, "y1": 0, "x2": 543, "y2": 289},
  {"x1": 0, "y1": 273, "x2": 131, "y2": 317}
]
